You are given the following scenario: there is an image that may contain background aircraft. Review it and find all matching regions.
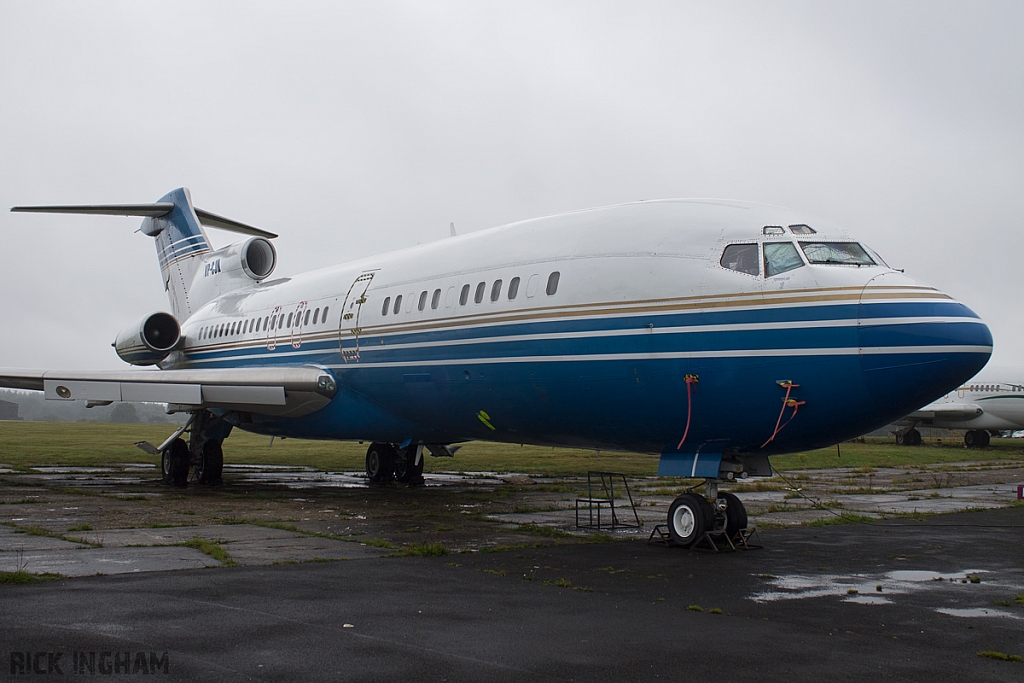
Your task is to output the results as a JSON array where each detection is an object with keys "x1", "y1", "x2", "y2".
[
  {"x1": 0, "y1": 188, "x2": 992, "y2": 547},
  {"x1": 892, "y1": 368, "x2": 1024, "y2": 447}
]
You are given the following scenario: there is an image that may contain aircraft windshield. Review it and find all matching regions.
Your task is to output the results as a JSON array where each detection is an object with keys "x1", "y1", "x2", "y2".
[
  {"x1": 763, "y1": 242, "x2": 804, "y2": 277},
  {"x1": 799, "y1": 242, "x2": 875, "y2": 266}
]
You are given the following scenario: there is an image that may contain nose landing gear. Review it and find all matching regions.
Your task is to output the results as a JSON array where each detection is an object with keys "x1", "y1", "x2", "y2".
[{"x1": 660, "y1": 481, "x2": 755, "y2": 550}]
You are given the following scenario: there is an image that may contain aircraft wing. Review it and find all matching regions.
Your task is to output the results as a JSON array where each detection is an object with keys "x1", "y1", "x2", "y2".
[
  {"x1": 905, "y1": 402, "x2": 983, "y2": 422},
  {"x1": 0, "y1": 366, "x2": 337, "y2": 418}
]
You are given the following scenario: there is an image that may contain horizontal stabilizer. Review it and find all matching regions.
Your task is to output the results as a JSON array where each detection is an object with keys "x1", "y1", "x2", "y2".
[
  {"x1": 11, "y1": 202, "x2": 277, "y2": 239},
  {"x1": 193, "y1": 208, "x2": 277, "y2": 238},
  {"x1": 11, "y1": 203, "x2": 174, "y2": 217}
]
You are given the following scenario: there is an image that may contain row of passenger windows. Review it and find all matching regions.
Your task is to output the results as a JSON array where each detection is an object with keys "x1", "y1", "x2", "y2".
[
  {"x1": 196, "y1": 306, "x2": 330, "y2": 342},
  {"x1": 380, "y1": 271, "x2": 560, "y2": 317},
  {"x1": 968, "y1": 384, "x2": 1020, "y2": 392},
  {"x1": 720, "y1": 242, "x2": 876, "y2": 278}
]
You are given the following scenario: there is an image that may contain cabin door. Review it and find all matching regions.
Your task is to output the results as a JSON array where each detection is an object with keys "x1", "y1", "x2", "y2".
[{"x1": 339, "y1": 271, "x2": 376, "y2": 363}]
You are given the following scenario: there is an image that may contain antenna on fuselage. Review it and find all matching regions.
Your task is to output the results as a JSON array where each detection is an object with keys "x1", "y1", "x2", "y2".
[{"x1": 450, "y1": 222, "x2": 457, "y2": 237}]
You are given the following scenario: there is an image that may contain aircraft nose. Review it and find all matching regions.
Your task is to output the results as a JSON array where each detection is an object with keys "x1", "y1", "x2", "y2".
[{"x1": 858, "y1": 271, "x2": 992, "y2": 418}]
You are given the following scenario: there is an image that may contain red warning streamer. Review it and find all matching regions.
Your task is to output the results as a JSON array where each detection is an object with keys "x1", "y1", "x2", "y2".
[
  {"x1": 677, "y1": 374, "x2": 699, "y2": 449},
  {"x1": 762, "y1": 381, "x2": 806, "y2": 448}
]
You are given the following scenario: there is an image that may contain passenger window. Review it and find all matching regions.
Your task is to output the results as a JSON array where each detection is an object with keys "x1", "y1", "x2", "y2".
[
  {"x1": 799, "y1": 242, "x2": 875, "y2": 266},
  {"x1": 255, "y1": 318, "x2": 261, "y2": 333},
  {"x1": 304, "y1": 310, "x2": 311, "y2": 326},
  {"x1": 460, "y1": 284, "x2": 470, "y2": 306},
  {"x1": 321, "y1": 307, "x2": 329, "y2": 322},
  {"x1": 431, "y1": 288, "x2": 441, "y2": 309},
  {"x1": 546, "y1": 271, "x2": 560, "y2": 296},
  {"x1": 418, "y1": 291, "x2": 427, "y2": 311},
  {"x1": 405, "y1": 294, "x2": 414, "y2": 313},
  {"x1": 490, "y1": 279, "x2": 502, "y2": 302},
  {"x1": 382, "y1": 298, "x2": 390, "y2": 316},
  {"x1": 475, "y1": 282, "x2": 486, "y2": 304},
  {"x1": 287, "y1": 313, "x2": 293, "y2": 328},
  {"x1": 313, "y1": 308, "x2": 320, "y2": 324},
  {"x1": 393, "y1": 295, "x2": 402, "y2": 315},
  {"x1": 508, "y1": 277, "x2": 520, "y2": 300},
  {"x1": 445, "y1": 286, "x2": 455, "y2": 308},
  {"x1": 720, "y1": 244, "x2": 759, "y2": 276},
  {"x1": 264, "y1": 316, "x2": 270, "y2": 330},
  {"x1": 764, "y1": 242, "x2": 805, "y2": 277}
]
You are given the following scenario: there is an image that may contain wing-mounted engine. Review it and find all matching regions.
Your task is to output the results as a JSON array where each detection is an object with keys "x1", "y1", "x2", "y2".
[
  {"x1": 186, "y1": 237, "x2": 278, "y2": 306},
  {"x1": 113, "y1": 312, "x2": 181, "y2": 366}
]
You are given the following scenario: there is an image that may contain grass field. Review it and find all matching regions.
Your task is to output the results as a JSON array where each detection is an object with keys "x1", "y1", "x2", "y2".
[{"x1": 2, "y1": 421, "x2": 1023, "y2": 476}]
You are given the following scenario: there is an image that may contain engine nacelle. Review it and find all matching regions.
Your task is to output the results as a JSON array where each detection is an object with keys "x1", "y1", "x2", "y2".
[
  {"x1": 114, "y1": 312, "x2": 181, "y2": 366},
  {"x1": 208, "y1": 236, "x2": 277, "y2": 282}
]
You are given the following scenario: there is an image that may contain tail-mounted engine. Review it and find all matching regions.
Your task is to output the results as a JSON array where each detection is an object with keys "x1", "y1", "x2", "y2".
[
  {"x1": 114, "y1": 312, "x2": 181, "y2": 366},
  {"x1": 204, "y1": 237, "x2": 277, "y2": 282}
]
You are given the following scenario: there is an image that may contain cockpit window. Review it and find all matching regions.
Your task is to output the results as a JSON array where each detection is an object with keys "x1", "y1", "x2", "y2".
[
  {"x1": 720, "y1": 244, "x2": 759, "y2": 276},
  {"x1": 788, "y1": 224, "x2": 816, "y2": 235},
  {"x1": 764, "y1": 242, "x2": 804, "y2": 277},
  {"x1": 799, "y1": 242, "x2": 875, "y2": 266}
]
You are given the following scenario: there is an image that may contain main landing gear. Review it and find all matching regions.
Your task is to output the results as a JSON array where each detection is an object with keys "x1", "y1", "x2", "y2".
[
  {"x1": 365, "y1": 442, "x2": 425, "y2": 485},
  {"x1": 665, "y1": 481, "x2": 749, "y2": 548},
  {"x1": 894, "y1": 428, "x2": 922, "y2": 446},
  {"x1": 963, "y1": 429, "x2": 991, "y2": 449},
  {"x1": 151, "y1": 410, "x2": 231, "y2": 488}
]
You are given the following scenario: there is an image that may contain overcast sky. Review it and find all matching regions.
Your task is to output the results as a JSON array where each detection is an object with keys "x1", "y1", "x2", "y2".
[{"x1": 1, "y1": 0, "x2": 1022, "y2": 371}]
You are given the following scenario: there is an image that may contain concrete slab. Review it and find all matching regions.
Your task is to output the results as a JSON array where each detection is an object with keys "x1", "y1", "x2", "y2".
[
  {"x1": 0, "y1": 525, "x2": 84, "y2": 552},
  {"x1": 0, "y1": 545, "x2": 220, "y2": 577}
]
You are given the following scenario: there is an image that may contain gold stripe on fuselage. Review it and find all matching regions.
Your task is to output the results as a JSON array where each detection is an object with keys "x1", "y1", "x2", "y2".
[{"x1": 182, "y1": 284, "x2": 951, "y2": 357}]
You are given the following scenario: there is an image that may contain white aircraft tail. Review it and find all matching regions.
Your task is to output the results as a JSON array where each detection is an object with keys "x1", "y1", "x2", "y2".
[{"x1": 12, "y1": 187, "x2": 277, "y2": 321}]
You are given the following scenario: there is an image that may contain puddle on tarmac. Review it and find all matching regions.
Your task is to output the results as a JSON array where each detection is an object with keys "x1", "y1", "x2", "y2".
[
  {"x1": 936, "y1": 607, "x2": 1023, "y2": 620},
  {"x1": 750, "y1": 568, "x2": 992, "y2": 604}
]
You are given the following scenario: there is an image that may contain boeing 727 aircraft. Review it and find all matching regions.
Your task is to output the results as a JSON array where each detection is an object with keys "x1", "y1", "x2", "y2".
[
  {"x1": 0, "y1": 189, "x2": 992, "y2": 547},
  {"x1": 893, "y1": 369, "x2": 1024, "y2": 448}
]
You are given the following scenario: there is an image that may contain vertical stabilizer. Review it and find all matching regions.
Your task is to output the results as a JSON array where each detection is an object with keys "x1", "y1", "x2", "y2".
[{"x1": 140, "y1": 188, "x2": 213, "y2": 321}]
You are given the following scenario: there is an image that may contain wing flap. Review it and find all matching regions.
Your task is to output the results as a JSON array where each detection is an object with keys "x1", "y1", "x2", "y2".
[{"x1": 2, "y1": 366, "x2": 335, "y2": 417}]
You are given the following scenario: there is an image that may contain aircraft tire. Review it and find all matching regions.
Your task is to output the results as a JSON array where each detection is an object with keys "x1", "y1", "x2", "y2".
[
  {"x1": 394, "y1": 447, "x2": 424, "y2": 484},
  {"x1": 964, "y1": 430, "x2": 988, "y2": 449},
  {"x1": 161, "y1": 449, "x2": 174, "y2": 485},
  {"x1": 366, "y1": 442, "x2": 396, "y2": 483},
  {"x1": 198, "y1": 441, "x2": 224, "y2": 485},
  {"x1": 168, "y1": 438, "x2": 190, "y2": 488},
  {"x1": 908, "y1": 429, "x2": 922, "y2": 446},
  {"x1": 718, "y1": 492, "x2": 747, "y2": 537},
  {"x1": 667, "y1": 493, "x2": 707, "y2": 548}
]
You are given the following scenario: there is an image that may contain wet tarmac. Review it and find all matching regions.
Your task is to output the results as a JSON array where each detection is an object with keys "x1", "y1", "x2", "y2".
[{"x1": 2, "y1": 507, "x2": 1022, "y2": 681}]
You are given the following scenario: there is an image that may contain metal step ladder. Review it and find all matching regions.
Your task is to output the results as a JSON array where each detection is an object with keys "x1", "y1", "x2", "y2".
[{"x1": 575, "y1": 471, "x2": 642, "y2": 530}]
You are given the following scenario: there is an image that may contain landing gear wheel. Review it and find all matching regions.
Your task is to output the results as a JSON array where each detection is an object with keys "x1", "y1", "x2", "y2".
[
  {"x1": 896, "y1": 429, "x2": 921, "y2": 446},
  {"x1": 718, "y1": 492, "x2": 748, "y2": 538},
  {"x1": 166, "y1": 438, "x2": 189, "y2": 488},
  {"x1": 196, "y1": 441, "x2": 224, "y2": 485},
  {"x1": 365, "y1": 442, "x2": 396, "y2": 483},
  {"x1": 667, "y1": 493, "x2": 708, "y2": 548},
  {"x1": 161, "y1": 449, "x2": 174, "y2": 484},
  {"x1": 394, "y1": 447, "x2": 425, "y2": 484},
  {"x1": 964, "y1": 430, "x2": 990, "y2": 449}
]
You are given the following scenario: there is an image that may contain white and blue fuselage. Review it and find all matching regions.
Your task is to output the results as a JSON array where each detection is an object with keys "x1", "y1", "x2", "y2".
[{"x1": 158, "y1": 197, "x2": 991, "y2": 474}]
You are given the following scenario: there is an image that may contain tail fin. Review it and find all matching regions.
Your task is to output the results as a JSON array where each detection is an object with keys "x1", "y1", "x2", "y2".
[
  {"x1": 12, "y1": 187, "x2": 276, "y2": 321},
  {"x1": 145, "y1": 188, "x2": 213, "y2": 319}
]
